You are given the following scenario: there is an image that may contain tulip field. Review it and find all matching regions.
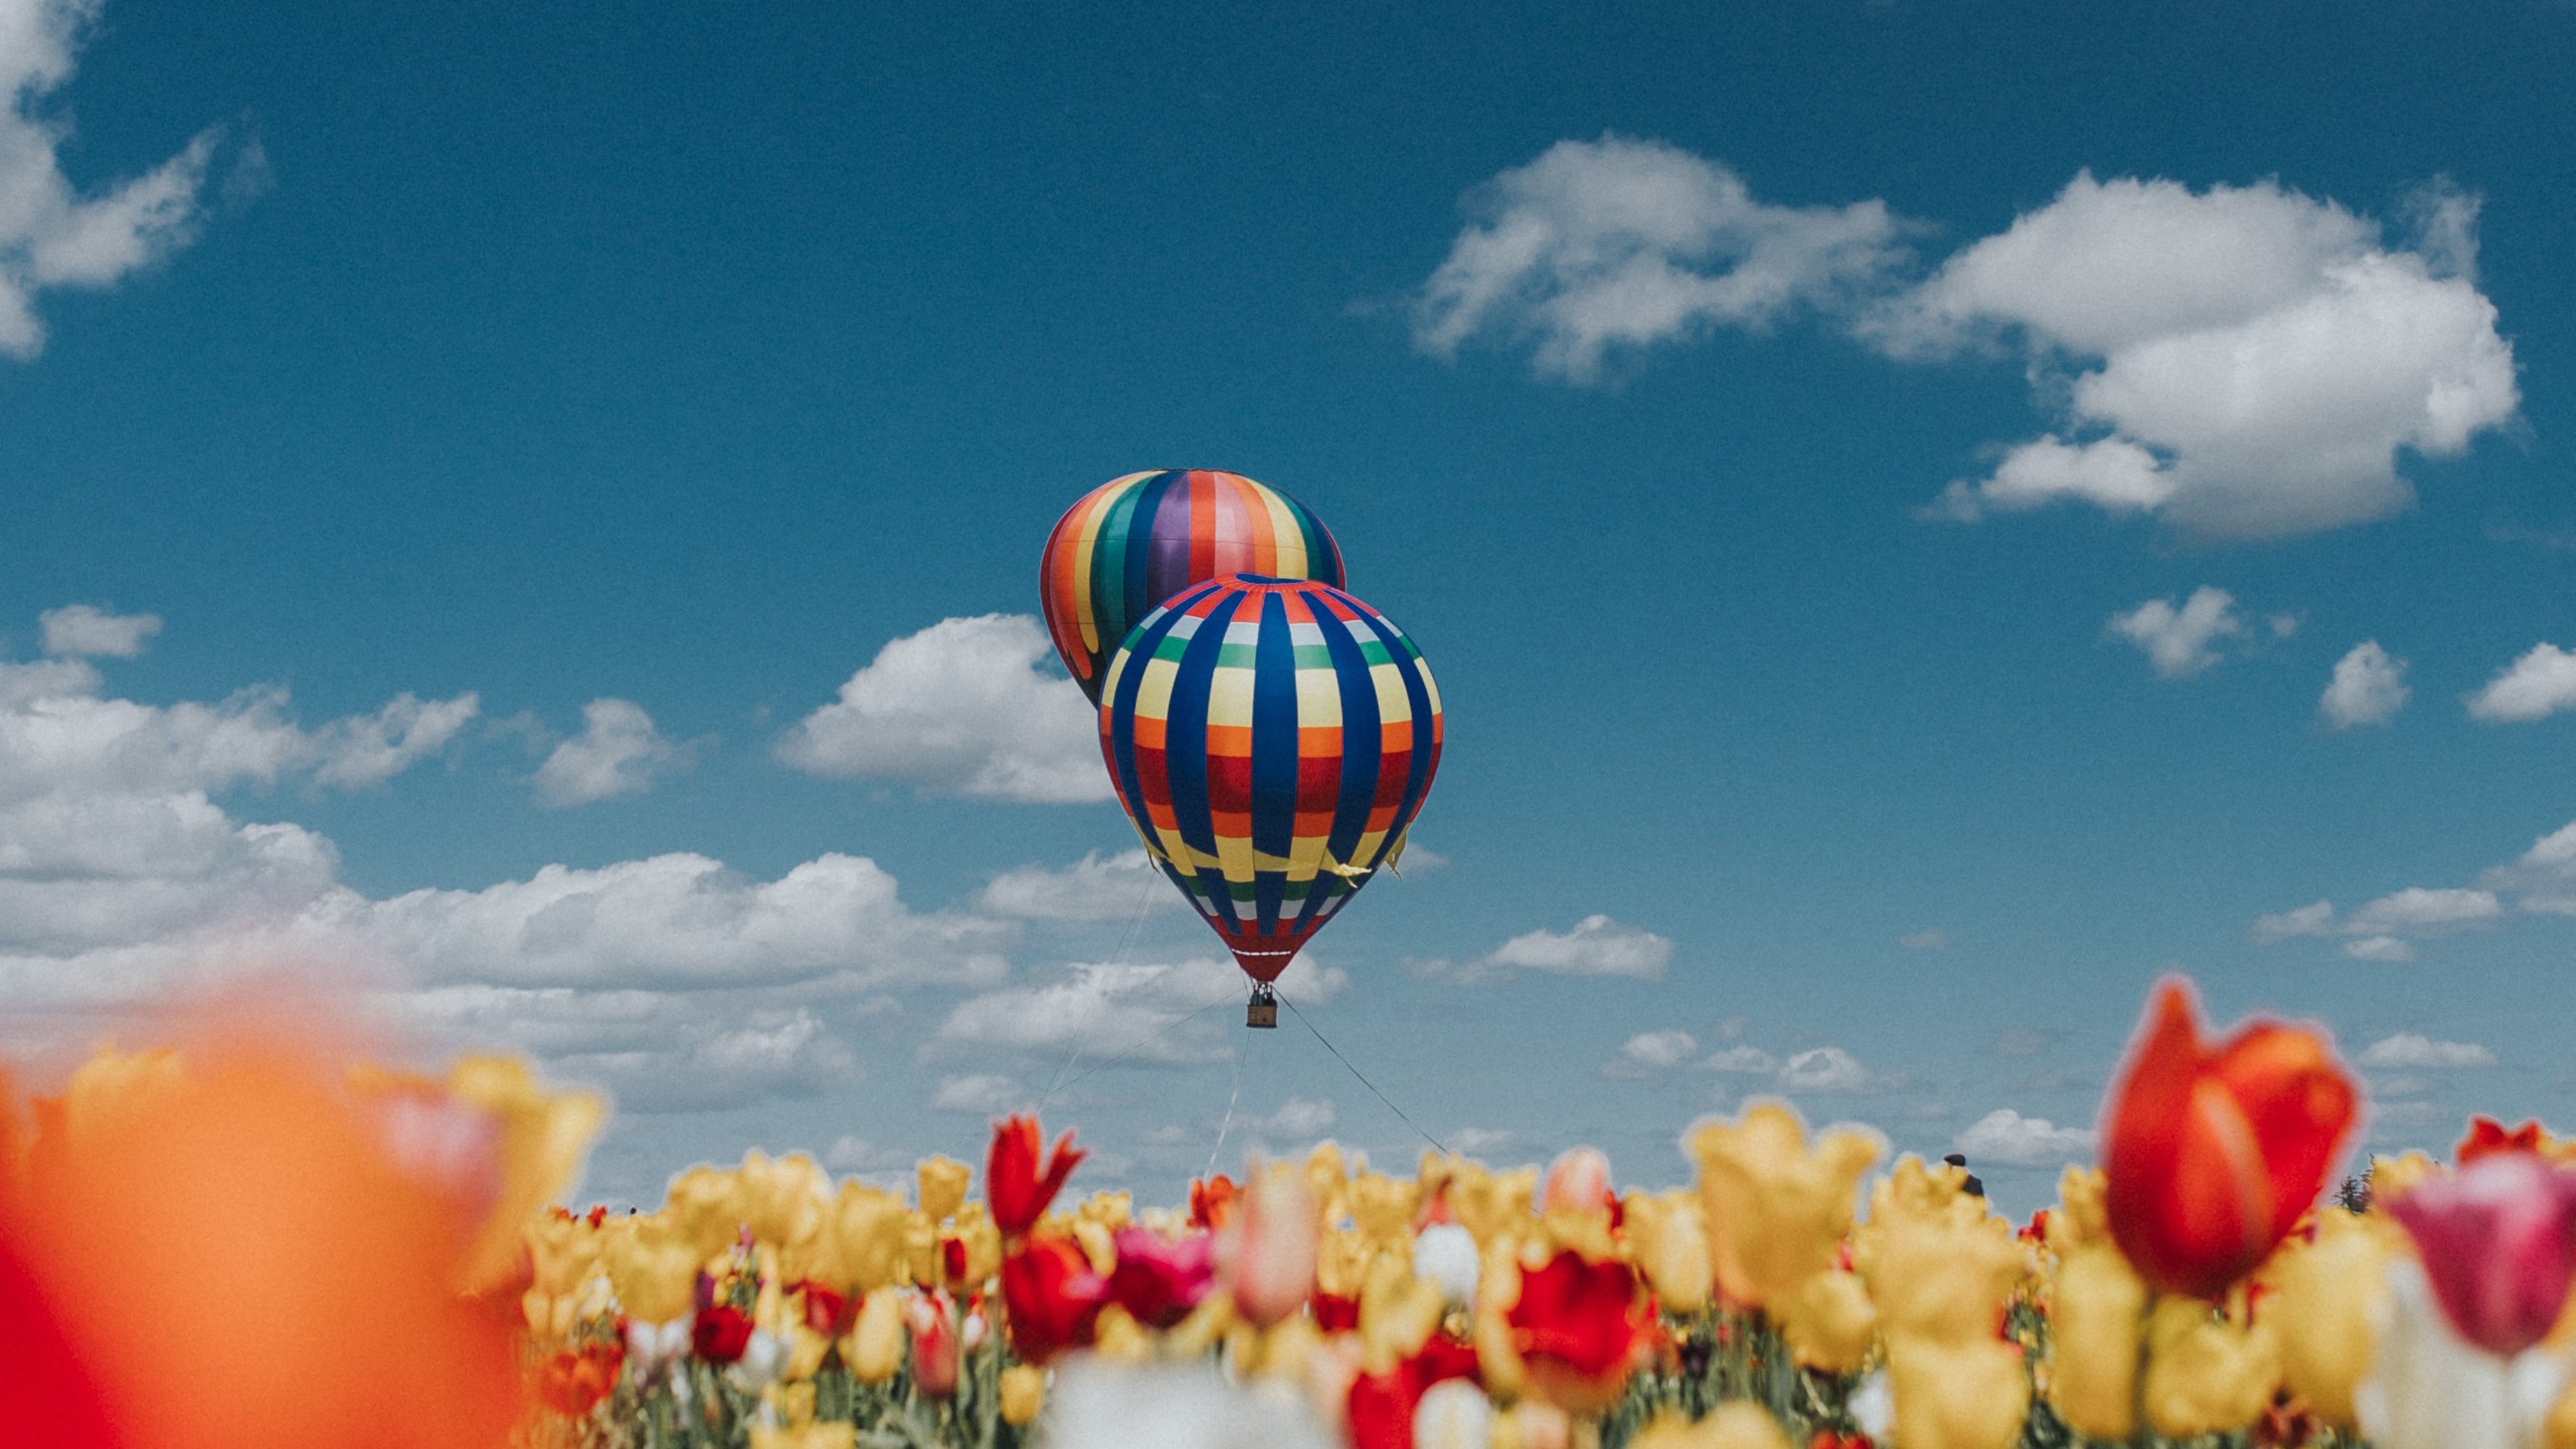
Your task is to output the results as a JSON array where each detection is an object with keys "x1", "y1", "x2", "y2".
[{"x1": 6, "y1": 977, "x2": 2576, "y2": 1449}]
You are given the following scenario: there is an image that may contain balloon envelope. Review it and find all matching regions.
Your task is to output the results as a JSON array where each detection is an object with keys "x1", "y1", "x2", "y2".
[
  {"x1": 1040, "y1": 470, "x2": 1344, "y2": 704},
  {"x1": 1099, "y1": 576, "x2": 1440, "y2": 983}
]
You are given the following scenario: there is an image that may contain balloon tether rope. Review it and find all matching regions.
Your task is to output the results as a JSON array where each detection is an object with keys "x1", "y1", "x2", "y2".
[
  {"x1": 1204, "y1": 1007, "x2": 1250, "y2": 1181},
  {"x1": 1041, "y1": 985, "x2": 1242, "y2": 1108},
  {"x1": 1037, "y1": 867, "x2": 1169, "y2": 1110},
  {"x1": 1277, "y1": 992, "x2": 1448, "y2": 1156}
]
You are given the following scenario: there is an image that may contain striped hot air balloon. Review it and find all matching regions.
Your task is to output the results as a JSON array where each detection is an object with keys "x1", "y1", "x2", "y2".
[
  {"x1": 1099, "y1": 576, "x2": 1440, "y2": 1000},
  {"x1": 1039, "y1": 470, "x2": 1345, "y2": 704}
]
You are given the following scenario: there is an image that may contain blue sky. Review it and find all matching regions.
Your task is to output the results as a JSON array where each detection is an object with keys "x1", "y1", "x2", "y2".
[{"x1": 7, "y1": 0, "x2": 2576, "y2": 1211}]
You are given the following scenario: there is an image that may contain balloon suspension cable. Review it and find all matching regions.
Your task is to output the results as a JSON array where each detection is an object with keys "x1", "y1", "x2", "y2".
[
  {"x1": 1204, "y1": 1001, "x2": 1253, "y2": 1182},
  {"x1": 1042, "y1": 983, "x2": 1245, "y2": 1108},
  {"x1": 1038, "y1": 866, "x2": 1170, "y2": 1109},
  {"x1": 1277, "y1": 991, "x2": 1449, "y2": 1157}
]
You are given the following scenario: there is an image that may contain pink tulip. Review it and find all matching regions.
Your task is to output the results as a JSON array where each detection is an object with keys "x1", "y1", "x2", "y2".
[
  {"x1": 1542, "y1": 1148, "x2": 1612, "y2": 1214},
  {"x1": 1227, "y1": 1171, "x2": 1317, "y2": 1328},
  {"x1": 2388, "y1": 1152, "x2": 2576, "y2": 1356},
  {"x1": 904, "y1": 1289, "x2": 961, "y2": 1398},
  {"x1": 1109, "y1": 1227, "x2": 1215, "y2": 1330}
]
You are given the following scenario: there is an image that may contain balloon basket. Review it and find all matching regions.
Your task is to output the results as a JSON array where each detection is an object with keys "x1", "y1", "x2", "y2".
[{"x1": 1247, "y1": 981, "x2": 1278, "y2": 1029}]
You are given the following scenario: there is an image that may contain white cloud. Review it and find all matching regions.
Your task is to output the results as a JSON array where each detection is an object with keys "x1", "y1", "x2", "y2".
[
  {"x1": 39, "y1": 604, "x2": 160, "y2": 658},
  {"x1": 1953, "y1": 1109, "x2": 2098, "y2": 1169},
  {"x1": 2105, "y1": 587, "x2": 2247, "y2": 679},
  {"x1": 2320, "y1": 641, "x2": 2410, "y2": 728},
  {"x1": 1776, "y1": 1046, "x2": 1878, "y2": 1095},
  {"x1": 931, "y1": 1073, "x2": 1025, "y2": 1114},
  {"x1": 1885, "y1": 174, "x2": 2519, "y2": 540},
  {"x1": 2251, "y1": 899, "x2": 2336, "y2": 943},
  {"x1": 1601, "y1": 1029, "x2": 1697, "y2": 1079},
  {"x1": 2252, "y1": 887, "x2": 2499, "y2": 956},
  {"x1": 1699, "y1": 1045, "x2": 1780, "y2": 1074},
  {"x1": 775, "y1": 615, "x2": 1108, "y2": 804},
  {"x1": 316, "y1": 692, "x2": 480, "y2": 789},
  {"x1": 2466, "y1": 644, "x2": 2576, "y2": 723},
  {"x1": 1898, "y1": 927, "x2": 1948, "y2": 951},
  {"x1": 1412, "y1": 135, "x2": 1904, "y2": 383},
  {"x1": 338, "y1": 851, "x2": 1011, "y2": 992},
  {"x1": 2350, "y1": 887, "x2": 2502, "y2": 935},
  {"x1": 977, "y1": 849, "x2": 1178, "y2": 922},
  {"x1": 534, "y1": 697, "x2": 688, "y2": 806},
  {"x1": 1260, "y1": 1098, "x2": 1337, "y2": 1138},
  {"x1": 1444, "y1": 1127, "x2": 1522, "y2": 1160},
  {"x1": 935, "y1": 954, "x2": 1347, "y2": 1067},
  {"x1": 1482, "y1": 914, "x2": 1673, "y2": 981},
  {"x1": 0, "y1": 0, "x2": 231, "y2": 358},
  {"x1": 2357, "y1": 1033, "x2": 2497, "y2": 1070}
]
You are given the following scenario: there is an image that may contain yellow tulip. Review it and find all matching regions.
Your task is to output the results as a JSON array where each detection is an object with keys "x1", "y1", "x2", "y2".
[
  {"x1": 1092, "y1": 1302, "x2": 1153, "y2": 1361},
  {"x1": 749, "y1": 1425, "x2": 856, "y2": 1449},
  {"x1": 1687, "y1": 1102, "x2": 1879, "y2": 1307},
  {"x1": 903, "y1": 1211, "x2": 939, "y2": 1285},
  {"x1": 831, "y1": 1181, "x2": 909, "y2": 1291},
  {"x1": 1628, "y1": 1404, "x2": 1795, "y2": 1449},
  {"x1": 953, "y1": 1201, "x2": 1002, "y2": 1285},
  {"x1": 1000, "y1": 1364, "x2": 1046, "y2": 1425},
  {"x1": 1451, "y1": 1165, "x2": 1539, "y2": 1251},
  {"x1": 737, "y1": 1150, "x2": 830, "y2": 1250},
  {"x1": 1621, "y1": 1189, "x2": 1713, "y2": 1313},
  {"x1": 2263, "y1": 1208, "x2": 2390, "y2": 1426},
  {"x1": 2368, "y1": 1150, "x2": 2441, "y2": 1206},
  {"x1": 1857, "y1": 1158, "x2": 2019, "y2": 1348},
  {"x1": 2140, "y1": 1295, "x2": 2280, "y2": 1436},
  {"x1": 1073, "y1": 1217, "x2": 1117, "y2": 1278},
  {"x1": 1077, "y1": 1190, "x2": 1134, "y2": 1231},
  {"x1": 842, "y1": 1289, "x2": 905, "y2": 1382},
  {"x1": 1358, "y1": 1252, "x2": 1444, "y2": 1372},
  {"x1": 668, "y1": 1165, "x2": 748, "y2": 1259},
  {"x1": 1773, "y1": 1267, "x2": 1877, "y2": 1372},
  {"x1": 2045, "y1": 1244, "x2": 2145, "y2": 1437},
  {"x1": 1473, "y1": 1244, "x2": 1527, "y2": 1402},
  {"x1": 1887, "y1": 1338, "x2": 2028, "y2": 1449},
  {"x1": 2046, "y1": 1165, "x2": 2111, "y2": 1251},
  {"x1": 784, "y1": 1323, "x2": 833, "y2": 1381},
  {"x1": 443, "y1": 1054, "x2": 606, "y2": 1294},
  {"x1": 1318, "y1": 1227, "x2": 1374, "y2": 1300},
  {"x1": 603, "y1": 1214, "x2": 702, "y2": 1324},
  {"x1": 917, "y1": 1155, "x2": 971, "y2": 1224},
  {"x1": 1348, "y1": 1171, "x2": 1419, "y2": 1241}
]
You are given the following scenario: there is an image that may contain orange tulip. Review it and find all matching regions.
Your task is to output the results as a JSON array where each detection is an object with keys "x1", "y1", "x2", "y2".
[{"x1": 2100, "y1": 978, "x2": 2357, "y2": 1299}]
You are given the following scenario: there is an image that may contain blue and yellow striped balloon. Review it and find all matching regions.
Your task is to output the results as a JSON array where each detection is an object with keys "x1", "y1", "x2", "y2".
[{"x1": 1099, "y1": 575, "x2": 1441, "y2": 983}]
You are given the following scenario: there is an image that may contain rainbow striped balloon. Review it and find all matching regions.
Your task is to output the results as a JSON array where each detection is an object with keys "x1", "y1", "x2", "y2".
[
  {"x1": 1100, "y1": 576, "x2": 1440, "y2": 983},
  {"x1": 1040, "y1": 470, "x2": 1345, "y2": 704}
]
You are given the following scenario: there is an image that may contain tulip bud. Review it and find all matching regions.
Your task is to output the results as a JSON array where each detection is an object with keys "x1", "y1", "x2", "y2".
[
  {"x1": 2141, "y1": 1295, "x2": 2281, "y2": 1436},
  {"x1": 2266, "y1": 1208, "x2": 2393, "y2": 1426},
  {"x1": 2047, "y1": 1244, "x2": 2146, "y2": 1437},
  {"x1": 1887, "y1": 1338, "x2": 2028, "y2": 1449},
  {"x1": 916, "y1": 1156, "x2": 971, "y2": 1225},
  {"x1": 1230, "y1": 1167, "x2": 1319, "y2": 1327},
  {"x1": 1542, "y1": 1148, "x2": 1612, "y2": 1214},
  {"x1": 1620, "y1": 1190, "x2": 1711, "y2": 1315}
]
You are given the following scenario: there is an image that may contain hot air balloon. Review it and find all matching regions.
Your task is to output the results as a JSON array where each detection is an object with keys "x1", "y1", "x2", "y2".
[
  {"x1": 1099, "y1": 575, "x2": 1440, "y2": 1025},
  {"x1": 1040, "y1": 470, "x2": 1344, "y2": 705}
]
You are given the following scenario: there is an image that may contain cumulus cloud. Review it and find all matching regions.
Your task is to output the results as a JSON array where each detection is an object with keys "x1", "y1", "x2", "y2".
[
  {"x1": 2321, "y1": 641, "x2": 2410, "y2": 728},
  {"x1": 1260, "y1": 1098, "x2": 1337, "y2": 1139},
  {"x1": 1775, "y1": 1046, "x2": 1886, "y2": 1095},
  {"x1": 1898, "y1": 927, "x2": 1949, "y2": 951},
  {"x1": 931, "y1": 1073, "x2": 1025, "y2": 1114},
  {"x1": 534, "y1": 698, "x2": 688, "y2": 806},
  {"x1": 1421, "y1": 913, "x2": 1674, "y2": 985},
  {"x1": 2357, "y1": 1033, "x2": 2497, "y2": 1070},
  {"x1": 1601, "y1": 1029, "x2": 1697, "y2": 1079},
  {"x1": 1887, "y1": 174, "x2": 2518, "y2": 539},
  {"x1": 2253, "y1": 887, "x2": 2500, "y2": 961},
  {"x1": 316, "y1": 692, "x2": 481, "y2": 789},
  {"x1": 1699, "y1": 1045, "x2": 1780, "y2": 1074},
  {"x1": 1445, "y1": 1127, "x2": 1522, "y2": 1160},
  {"x1": 775, "y1": 615, "x2": 1108, "y2": 804},
  {"x1": 1954, "y1": 1109, "x2": 2098, "y2": 1168},
  {"x1": 935, "y1": 954, "x2": 1347, "y2": 1068},
  {"x1": 1412, "y1": 135, "x2": 1906, "y2": 383},
  {"x1": 977, "y1": 849, "x2": 1177, "y2": 922},
  {"x1": 1, "y1": 0, "x2": 235, "y2": 358},
  {"x1": 2466, "y1": 644, "x2": 2576, "y2": 723},
  {"x1": 39, "y1": 604, "x2": 161, "y2": 658},
  {"x1": 2105, "y1": 587, "x2": 2248, "y2": 679}
]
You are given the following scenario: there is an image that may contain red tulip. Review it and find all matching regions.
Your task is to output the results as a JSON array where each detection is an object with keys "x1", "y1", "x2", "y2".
[
  {"x1": 985, "y1": 1116, "x2": 1084, "y2": 1239},
  {"x1": 692, "y1": 1304, "x2": 753, "y2": 1365},
  {"x1": 799, "y1": 1282, "x2": 852, "y2": 1336},
  {"x1": 998, "y1": 1234, "x2": 1107, "y2": 1365},
  {"x1": 1190, "y1": 1174, "x2": 1239, "y2": 1230},
  {"x1": 1311, "y1": 1290, "x2": 1362, "y2": 1332},
  {"x1": 535, "y1": 1343, "x2": 625, "y2": 1415},
  {"x1": 2456, "y1": 1116, "x2": 2546, "y2": 1166},
  {"x1": 1504, "y1": 1249, "x2": 1652, "y2": 1412},
  {"x1": 2100, "y1": 977, "x2": 2358, "y2": 1299},
  {"x1": 1344, "y1": 1336, "x2": 1482, "y2": 1449},
  {"x1": 2387, "y1": 1152, "x2": 2576, "y2": 1356},
  {"x1": 1107, "y1": 1227, "x2": 1214, "y2": 1329}
]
